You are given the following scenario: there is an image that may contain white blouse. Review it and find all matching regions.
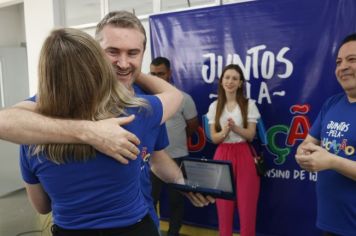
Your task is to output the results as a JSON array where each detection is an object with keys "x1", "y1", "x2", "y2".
[{"x1": 206, "y1": 99, "x2": 261, "y2": 143}]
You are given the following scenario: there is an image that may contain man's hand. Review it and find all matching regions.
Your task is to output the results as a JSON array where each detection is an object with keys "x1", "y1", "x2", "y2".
[
  {"x1": 183, "y1": 192, "x2": 215, "y2": 207},
  {"x1": 85, "y1": 115, "x2": 140, "y2": 164},
  {"x1": 296, "y1": 141, "x2": 312, "y2": 156},
  {"x1": 295, "y1": 142, "x2": 334, "y2": 172},
  {"x1": 174, "y1": 173, "x2": 215, "y2": 207}
]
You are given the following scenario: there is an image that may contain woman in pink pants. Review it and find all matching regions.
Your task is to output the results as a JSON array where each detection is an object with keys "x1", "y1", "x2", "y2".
[{"x1": 206, "y1": 64, "x2": 261, "y2": 236}]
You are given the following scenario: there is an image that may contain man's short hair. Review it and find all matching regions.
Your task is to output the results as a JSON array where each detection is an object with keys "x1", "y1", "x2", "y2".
[
  {"x1": 95, "y1": 11, "x2": 146, "y2": 49},
  {"x1": 151, "y1": 57, "x2": 171, "y2": 69},
  {"x1": 339, "y1": 33, "x2": 356, "y2": 50}
]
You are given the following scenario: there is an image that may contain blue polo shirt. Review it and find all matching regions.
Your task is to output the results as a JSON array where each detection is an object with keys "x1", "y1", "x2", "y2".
[{"x1": 309, "y1": 93, "x2": 356, "y2": 235}]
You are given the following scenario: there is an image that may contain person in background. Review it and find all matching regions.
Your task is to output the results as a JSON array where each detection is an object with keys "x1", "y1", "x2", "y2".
[
  {"x1": 295, "y1": 33, "x2": 356, "y2": 236},
  {"x1": 20, "y1": 27, "x2": 183, "y2": 236},
  {"x1": 206, "y1": 64, "x2": 261, "y2": 236},
  {"x1": 150, "y1": 57, "x2": 199, "y2": 236}
]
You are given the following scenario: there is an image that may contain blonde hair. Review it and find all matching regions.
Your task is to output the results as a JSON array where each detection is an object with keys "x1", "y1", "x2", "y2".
[{"x1": 34, "y1": 28, "x2": 146, "y2": 163}]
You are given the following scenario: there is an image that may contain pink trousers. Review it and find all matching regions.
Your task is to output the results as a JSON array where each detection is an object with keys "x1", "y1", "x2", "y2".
[{"x1": 214, "y1": 142, "x2": 260, "y2": 236}]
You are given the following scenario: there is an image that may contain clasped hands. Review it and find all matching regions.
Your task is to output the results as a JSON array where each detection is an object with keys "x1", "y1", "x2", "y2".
[
  {"x1": 221, "y1": 117, "x2": 236, "y2": 138},
  {"x1": 295, "y1": 142, "x2": 334, "y2": 172}
]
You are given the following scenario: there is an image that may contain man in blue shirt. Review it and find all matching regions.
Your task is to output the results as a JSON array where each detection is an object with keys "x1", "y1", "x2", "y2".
[
  {"x1": 296, "y1": 33, "x2": 356, "y2": 236},
  {"x1": 95, "y1": 11, "x2": 214, "y2": 228}
]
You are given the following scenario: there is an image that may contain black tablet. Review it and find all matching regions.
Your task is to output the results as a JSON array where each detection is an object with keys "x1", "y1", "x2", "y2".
[{"x1": 169, "y1": 157, "x2": 235, "y2": 200}]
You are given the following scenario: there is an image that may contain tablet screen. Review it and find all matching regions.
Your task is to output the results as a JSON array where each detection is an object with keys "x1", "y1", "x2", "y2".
[
  {"x1": 182, "y1": 159, "x2": 233, "y2": 193},
  {"x1": 169, "y1": 158, "x2": 235, "y2": 200}
]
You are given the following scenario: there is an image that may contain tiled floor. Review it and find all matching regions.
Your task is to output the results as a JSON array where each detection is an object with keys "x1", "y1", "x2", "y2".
[
  {"x1": 0, "y1": 188, "x2": 41, "y2": 236},
  {"x1": 0, "y1": 189, "x2": 239, "y2": 236},
  {"x1": 160, "y1": 221, "x2": 239, "y2": 236}
]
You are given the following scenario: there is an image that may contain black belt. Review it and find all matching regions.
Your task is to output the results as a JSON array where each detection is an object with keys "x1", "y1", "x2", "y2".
[{"x1": 51, "y1": 214, "x2": 151, "y2": 236}]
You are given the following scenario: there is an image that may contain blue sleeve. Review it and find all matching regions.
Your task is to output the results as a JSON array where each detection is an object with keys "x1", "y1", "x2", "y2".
[
  {"x1": 19, "y1": 145, "x2": 39, "y2": 184},
  {"x1": 154, "y1": 124, "x2": 169, "y2": 151},
  {"x1": 309, "y1": 94, "x2": 340, "y2": 140},
  {"x1": 134, "y1": 84, "x2": 169, "y2": 150},
  {"x1": 309, "y1": 111, "x2": 322, "y2": 140},
  {"x1": 133, "y1": 84, "x2": 146, "y2": 95},
  {"x1": 26, "y1": 95, "x2": 37, "y2": 102},
  {"x1": 140, "y1": 95, "x2": 163, "y2": 131}
]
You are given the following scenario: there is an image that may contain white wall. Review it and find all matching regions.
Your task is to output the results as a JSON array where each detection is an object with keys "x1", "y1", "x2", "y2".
[
  {"x1": 23, "y1": 0, "x2": 55, "y2": 95},
  {"x1": 0, "y1": 3, "x2": 25, "y2": 47},
  {"x1": 16, "y1": 1, "x2": 151, "y2": 94},
  {"x1": 0, "y1": 0, "x2": 21, "y2": 8},
  {"x1": 141, "y1": 19, "x2": 152, "y2": 74},
  {"x1": 1, "y1": 0, "x2": 254, "y2": 96},
  {"x1": 0, "y1": 0, "x2": 55, "y2": 95}
]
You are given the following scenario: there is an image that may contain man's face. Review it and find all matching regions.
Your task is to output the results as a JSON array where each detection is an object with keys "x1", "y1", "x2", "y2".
[
  {"x1": 99, "y1": 25, "x2": 145, "y2": 89},
  {"x1": 336, "y1": 41, "x2": 356, "y2": 99},
  {"x1": 150, "y1": 64, "x2": 171, "y2": 82}
]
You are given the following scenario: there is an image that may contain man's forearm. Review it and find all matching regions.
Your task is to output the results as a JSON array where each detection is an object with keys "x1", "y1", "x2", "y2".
[
  {"x1": 0, "y1": 106, "x2": 141, "y2": 163},
  {"x1": 0, "y1": 107, "x2": 86, "y2": 144},
  {"x1": 150, "y1": 150, "x2": 183, "y2": 183},
  {"x1": 331, "y1": 154, "x2": 356, "y2": 181}
]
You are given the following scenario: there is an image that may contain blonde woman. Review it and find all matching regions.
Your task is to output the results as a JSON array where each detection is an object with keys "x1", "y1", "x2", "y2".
[
  {"x1": 206, "y1": 64, "x2": 260, "y2": 236},
  {"x1": 19, "y1": 28, "x2": 182, "y2": 236}
]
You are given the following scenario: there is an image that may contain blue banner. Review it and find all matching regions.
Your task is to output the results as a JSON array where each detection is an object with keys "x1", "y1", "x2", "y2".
[{"x1": 149, "y1": 0, "x2": 356, "y2": 235}]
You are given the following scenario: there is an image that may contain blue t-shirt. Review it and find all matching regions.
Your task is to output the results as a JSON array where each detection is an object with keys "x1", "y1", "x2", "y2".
[
  {"x1": 134, "y1": 85, "x2": 169, "y2": 227},
  {"x1": 309, "y1": 93, "x2": 356, "y2": 235},
  {"x1": 20, "y1": 95, "x2": 163, "y2": 229}
]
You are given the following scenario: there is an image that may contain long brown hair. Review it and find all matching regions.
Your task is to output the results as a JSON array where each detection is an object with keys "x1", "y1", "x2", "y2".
[
  {"x1": 214, "y1": 64, "x2": 248, "y2": 132},
  {"x1": 34, "y1": 28, "x2": 146, "y2": 163}
]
